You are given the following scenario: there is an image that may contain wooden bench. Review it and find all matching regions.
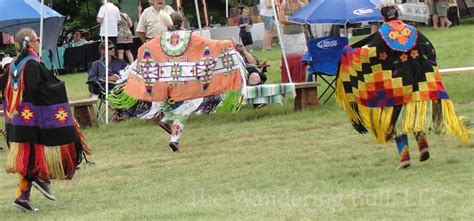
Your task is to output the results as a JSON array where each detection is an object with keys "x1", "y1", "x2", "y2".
[
  {"x1": 70, "y1": 98, "x2": 98, "y2": 127},
  {"x1": 294, "y1": 82, "x2": 320, "y2": 111}
]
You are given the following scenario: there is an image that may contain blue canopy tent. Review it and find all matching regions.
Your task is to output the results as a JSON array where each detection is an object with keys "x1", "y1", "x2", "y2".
[
  {"x1": 287, "y1": 0, "x2": 383, "y2": 104},
  {"x1": 289, "y1": 0, "x2": 383, "y2": 25},
  {"x1": 0, "y1": 0, "x2": 65, "y2": 71}
]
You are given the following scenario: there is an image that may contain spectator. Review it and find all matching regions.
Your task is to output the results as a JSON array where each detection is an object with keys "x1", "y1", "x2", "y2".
[
  {"x1": 87, "y1": 40, "x2": 127, "y2": 96},
  {"x1": 339, "y1": 23, "x2": 356, "y2": 39},
  {"x1": 69, "y1": 31, "x2": 87, "y2": 47},
  {"x1": 235, "y1": 42, "x2": 267, "y2": 86},
  {"x1": 136, "y1": 0, "x2": 175, "y2": 43},
  {"x1": 239, "y1": 7, "x2": 254, "y2": 52},
  {"x1": 117, "y1": 7, "x2": 134, "y2": 64},
  {"x1": 97, "y1": 0, "x2": 121, "y2": 45},
  {"x1": 427, "y1": 0, "x2": 452, "y2": 29},
  {"x1": 259, "y1": 0, "x2": 275, "y2": 51},
  {"x1": 278, "y1": 0, "x2": 308, "y2": 83},
  {"x1": 137, "y1": 0, "x2": 151, "y2": 17}
]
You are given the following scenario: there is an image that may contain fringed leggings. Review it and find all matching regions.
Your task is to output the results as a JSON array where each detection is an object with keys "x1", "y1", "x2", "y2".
[
  {"x1": 161, "y1": 99, "x2": 203, "y2": 144},
  {"x1": 395, "y1": 132, "x2": 429, "y2": 164}
]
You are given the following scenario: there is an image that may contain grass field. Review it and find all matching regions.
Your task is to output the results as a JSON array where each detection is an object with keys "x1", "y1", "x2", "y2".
[{"x1": 0, "y1": 20, "x2": 473, "y2": 220}]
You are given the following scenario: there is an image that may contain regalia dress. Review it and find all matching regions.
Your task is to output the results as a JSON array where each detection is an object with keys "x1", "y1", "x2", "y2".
[
  {"x1": 336, "y1": 19, "x2": 470, "y2": 143},
  {"x1": 124, "y1": 30, "x2": 242, "y2": 148},
  {"x1": 0, "y1": 53, "x2": 90, "y2": 181}
]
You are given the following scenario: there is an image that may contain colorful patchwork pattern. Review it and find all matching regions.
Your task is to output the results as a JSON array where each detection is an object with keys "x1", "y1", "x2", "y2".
[
  {"x1": 339, "y1": 46, "x2": 448, "y2": 108},
  {"x1": 395, "y1": 134, "x2": 410, "y2": 162}
]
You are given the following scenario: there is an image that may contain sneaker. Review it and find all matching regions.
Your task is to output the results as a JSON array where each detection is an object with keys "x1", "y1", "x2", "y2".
[
  {"x1": 13, "y1": 199, "x2": 39, "y2": 212},
  {"x1": 32, "y1": 179, "x2": 56, "y2": 201},
  {"x1": 169, "y1": 142, "x2": 180, "y2": 152},
  {"x1": 159, "y1": 122, "x2": 172, "y2": 134}
]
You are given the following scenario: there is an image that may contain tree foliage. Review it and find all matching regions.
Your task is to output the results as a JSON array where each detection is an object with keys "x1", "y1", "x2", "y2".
[
  {"x1": 48, "y1": 0, "x2": 106, "y2": 38},
  {"x1": 47, "y1": 0, "x2": 260, "y2": 39}
]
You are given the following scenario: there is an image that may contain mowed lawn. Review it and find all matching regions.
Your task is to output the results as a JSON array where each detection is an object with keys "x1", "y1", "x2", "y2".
[{"x1": 0, "y1": 20, "x2": 473, "y2": 220}]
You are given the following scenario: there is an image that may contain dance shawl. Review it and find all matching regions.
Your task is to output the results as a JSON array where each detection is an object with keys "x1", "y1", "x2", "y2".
[
  {"x1": 124, "y1": 30, "x2": 242, "y2": 102},
  {"x1": 0, "y1": 55, "x2": 90, "y2": 180},
  {"x1": 336, "y1": 20, "x2": 470, "y2": 143}
]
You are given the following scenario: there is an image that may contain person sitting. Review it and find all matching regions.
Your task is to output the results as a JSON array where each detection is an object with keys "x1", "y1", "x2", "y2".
[
  {"x1": 86, "y1": 40, "x2": 127, "y2": 97},
  {"x1": 234, "y1": 41, "x2": 268, "y2": 86},
  {"x1": 69, "y1": 31, "x2": 88, "y2": 47}
]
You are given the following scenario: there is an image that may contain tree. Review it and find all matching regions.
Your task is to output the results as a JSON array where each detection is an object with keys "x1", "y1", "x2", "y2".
[{"x1": 48, "y1": 0, "x2": 105, "y2": 40}]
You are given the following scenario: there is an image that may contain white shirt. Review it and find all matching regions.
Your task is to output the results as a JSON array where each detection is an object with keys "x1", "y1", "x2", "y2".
[
  {"x1": 136, "y1": 5, "x2": 175, "y2": 39},
  {"x1": 259, "y1": 0, "x2": 274, "y2": 17},
  {"x1": 97, "y1": 2, "x2": 121, "y2": 37}
]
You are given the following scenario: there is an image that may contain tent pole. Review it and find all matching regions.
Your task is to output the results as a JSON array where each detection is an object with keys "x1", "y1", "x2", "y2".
[
  {"x1": 39, "y1": 0, "x2": 44, "y2": 59},
  {"x1": 103, "y1": 0, "x2": 109, "y2": 125},
  {"x1": 194, "y1": 0, "x2": 203, "y2": 35},
  {"x1": 272, "y1": 0, "x2": 293, "y2": 83},
  {"x1": 344, "y1": 23, "x2": 347, "y2": 38},
  {"x1": 226, "y1": 0, "x2": 229, "y2": 18},
  {"x1": 202, "y1": 0, "x2": 209, "y2": 27}
]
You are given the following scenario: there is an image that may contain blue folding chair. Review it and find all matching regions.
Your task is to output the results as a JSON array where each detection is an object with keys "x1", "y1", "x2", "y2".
[{"x1": 304, "y1": 36, "x2": 348, "y2": 104}]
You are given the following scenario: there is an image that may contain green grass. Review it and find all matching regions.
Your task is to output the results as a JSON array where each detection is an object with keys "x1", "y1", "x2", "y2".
[{"x1": 0, "y1": 20, "x2": 473, "y2": 220}]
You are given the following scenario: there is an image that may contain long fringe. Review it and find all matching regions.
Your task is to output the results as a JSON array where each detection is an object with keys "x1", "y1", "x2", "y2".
[
  {"x1": 44, "y1": 146, "x2": 66, "y2": 180},
  {"x1": 336, "y1": 80, "x2": 471, "y2": 143},
  {"x1": 5, "y1": 122, "x2": 92, "y2": 180},
  {"x1": 217, "y1": 90, "x2": 242, "y2": 113}
]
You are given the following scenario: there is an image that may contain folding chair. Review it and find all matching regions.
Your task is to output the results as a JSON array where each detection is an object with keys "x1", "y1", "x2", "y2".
[
  {"x1": 87, "y1": 81, "x2": 116, "y2": 122},
  {"x1": 305, "y1": 36, "x2": 348, "y2": 104}
]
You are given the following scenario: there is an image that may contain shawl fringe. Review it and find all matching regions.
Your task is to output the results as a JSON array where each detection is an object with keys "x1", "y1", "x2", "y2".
[
  {"x1": 336, "y1": 76, "x2": 470, "y2": 143},
  {"x1": 5, "y1": 122, "x2": 92, "y2": 180}
]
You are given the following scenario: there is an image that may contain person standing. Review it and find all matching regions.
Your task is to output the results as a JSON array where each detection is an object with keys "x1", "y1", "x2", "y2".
[
  {"x1": 336, "y1": 4, "x2": 469, "y2": 169},
  {"x1": 259, "y1": 0, "x2": 275, "y2": 51},
  {"x1": 97, "y1": 0, "x2": 121, "y2": 45},
  {"x1": 278, "y1": 0, "x2": 308, "y2": 83},
  {"x1": 136, "y1": 0, "x2": 175, "y2": 43},
  {"x1": 239, "y1": 7, "x2": 254, "y2": 51},
  {"x1": 427, "y1": 0, "x2": 452, "y2": 29},
  {"x1": 117, "y1": 7, "x2": 134, "y2": 64},
  {"x1": 0, "y1": 28, "x2": 90, "y2": 212}
]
